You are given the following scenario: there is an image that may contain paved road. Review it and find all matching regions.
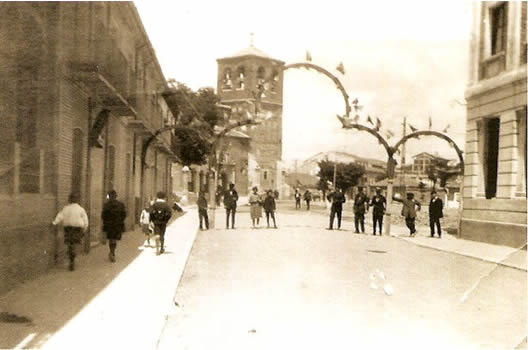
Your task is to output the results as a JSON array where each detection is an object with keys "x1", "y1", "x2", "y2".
[{"x1": 158, "y1": 208, "x2": 526, "y2": 350}]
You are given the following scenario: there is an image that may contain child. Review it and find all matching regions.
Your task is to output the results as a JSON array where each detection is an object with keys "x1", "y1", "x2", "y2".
[
  {"x1": 140, "y1": 205, "x2": 152, "y2": 246},
  {"x1": 197, "y1": 191, "x2": 209, "y2": 230},
  {"x1": 263, "y1": 190, "x2": 278, "y2": 228}
]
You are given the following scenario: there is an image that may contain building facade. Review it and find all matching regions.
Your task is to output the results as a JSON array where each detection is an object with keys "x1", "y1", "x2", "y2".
[
  {"x1": 0, "y1": 3, "x2": 177, "y2": 294},
  {"x1": 216, "y1": 45, "x2": 285, "y2": 195},
  {"x1": 463, "y1": 1, "x2": 527, "y2": 247}
]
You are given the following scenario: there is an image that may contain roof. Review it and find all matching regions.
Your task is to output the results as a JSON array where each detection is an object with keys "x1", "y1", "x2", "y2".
[
  {"x1": 217, "y1": 45, "x2": 284, "y2": 63},
  {"x1": 412, "y1": 152, "x2": 450, "y2": 162}
]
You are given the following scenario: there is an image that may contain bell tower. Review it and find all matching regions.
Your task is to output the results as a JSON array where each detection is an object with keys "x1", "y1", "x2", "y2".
[{"x1": 216, "y1": 40, "x2": 284, "y2": 192}]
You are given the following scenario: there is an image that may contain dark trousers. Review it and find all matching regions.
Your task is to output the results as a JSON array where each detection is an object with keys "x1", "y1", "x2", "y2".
[
  {"x1": 265, "y1": 210, "x2": 277, "y2": 227},
  {"x1": 226, "y1": 208, "x2": 236, "y2": 228},
  {"x1": 329, "y1": 208, "x2": 342, "y2": 229},
  {"x1": 305, "y1": 200, "x2": 310, "y2": 210},
  {"x1": 109, "y1": 239, "x2": 117, "y2": 254},
  {"x1": 199, "y1": 208, "x2": 209, "y2": 229},
  {"x1": 354, "y1": 213, "x2": 365, "y2": 232},
  {"x1": 154, "y1": 224, "x2": 167, "y2": 248},
  {"x1": 405, "y1": 217, "x2": 416, "y2": 234},
  {"x1": 430, "y1": 216, "x2": 441, "y2": 236},
  {"x1": 373, "y1": 214, "x2": 383, "y2": 234},
  {"x1": 295, "y1": 199, "x2": 301, "y2": 209}
]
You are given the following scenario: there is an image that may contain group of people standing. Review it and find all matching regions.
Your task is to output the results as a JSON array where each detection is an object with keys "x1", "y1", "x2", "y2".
[
  {"x1": 53, "y1": 190, "x2": 172, "y2": 272},
  {"x1": 333, "y1": 187, "x2": 444, "y2": 237},
  {"x1": 294, "y1": 189, "x2": 312, "y2": 210}
]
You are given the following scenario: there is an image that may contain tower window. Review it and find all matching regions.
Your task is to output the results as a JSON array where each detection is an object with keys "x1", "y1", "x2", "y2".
[
  {"x1": 271, "y1": 69, "x2": 279, "y2": 93},
  {"x1": 236, "y1": 66, "x2": 245, "y2": 89},
  {"x1": 223, "y1": 68, "x2": 232, "y2": 90},
  {"x1": 257, "y1": 66, "x2": 265, "y2": 87}
]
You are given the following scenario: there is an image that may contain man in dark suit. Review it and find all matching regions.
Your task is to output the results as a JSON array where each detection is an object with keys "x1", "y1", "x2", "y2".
[
  {"x1": 353, "y1": 187, "x2": 368, "y2": 233},
  {"x1": 369, "y1": 188, "x2": 386, "y2": 235},
  {"x1": 327, "y1": 187, "x2": 346, "y2": 230},
  {"x1": 429, "y1": 190, "x2": 444, "y2": 238},
  {"x1": 102, "y1": 190, "x2": 127, "y2": 262},
  {"x1": 223, "y1": 183, "x2": 238, "y2": 229}
]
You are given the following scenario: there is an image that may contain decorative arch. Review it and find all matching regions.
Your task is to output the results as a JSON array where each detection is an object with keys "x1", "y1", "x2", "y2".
[
  {"x1": 392, "y1": 130, "x2": 465, "y2": 174},
  {"x1": 282, "y1": 62, "x2": 351, "y2": 118}
]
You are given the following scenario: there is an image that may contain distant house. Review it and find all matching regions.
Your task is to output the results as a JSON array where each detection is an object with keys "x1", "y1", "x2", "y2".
[{"x1": 296, "y1": 151, "x2": 386, "y2": 194}]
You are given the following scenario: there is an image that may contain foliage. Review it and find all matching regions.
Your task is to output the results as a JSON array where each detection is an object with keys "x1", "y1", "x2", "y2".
[
  {"x1": 164, "y1": 81, "x2": 224, "y2": 166},
  {"x1": 426, "y1": 158, "x2": 460, "y2": 189},
  {"x1": 317, "y1": 159, "x2": 365, "y2": 192},
  {"x1": 171, "y1": 126, "x2": 212, "y2": 166}
]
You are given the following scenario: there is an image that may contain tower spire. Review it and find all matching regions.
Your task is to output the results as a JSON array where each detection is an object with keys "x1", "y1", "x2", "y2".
[{"x1": 250, "y1": 32, "x2": 254, "y2": 47}]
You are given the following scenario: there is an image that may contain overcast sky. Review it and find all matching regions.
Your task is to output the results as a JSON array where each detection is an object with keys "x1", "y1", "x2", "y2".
[{"x1": 135, "y1": 0, "x2": 472, "y2": 164}]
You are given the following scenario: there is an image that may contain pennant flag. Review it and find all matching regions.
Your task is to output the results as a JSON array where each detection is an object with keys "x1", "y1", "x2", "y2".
[
  {"x1": 442, "y1": 124, "x2": 451, "y2": 133},
  {"x1": 375, "y1": 117, "x2": 382, "y2": 131},
  {"x1": 367, "y1": 115, "x2": 374, "y2": 125},
  {"x1": 352, "y1": 114, "x2": 360, "y2": 123},
  {"x1": 305, "y1": 50, "x2": 312, "y2": 62},
  {"x1": 409, "y1": 124, "x2": 418, "y2": 132},
  {"x1": 336, "y1": 62, "x2": 345, "y2": 74},
  {"x1": 245, "y1": 110, "x2": 253, "y2": 119},
  {"x1": 352, "y1": 98, "x2": 359, "y2": 105},
  {"x1": 386, "y1": 130, "x2": 395, "y2": 139},
  {"x1": 428, "y1": 115, "x2": 432, "y2": 130}
]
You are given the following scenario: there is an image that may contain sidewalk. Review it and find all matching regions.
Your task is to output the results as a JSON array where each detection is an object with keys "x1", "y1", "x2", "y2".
[
  {"x1": 0, "y1": 207, "x2": 199, "y2": 350},
  {"x1": 389, "y1": 222, "x2": 527, "y2": 271}
]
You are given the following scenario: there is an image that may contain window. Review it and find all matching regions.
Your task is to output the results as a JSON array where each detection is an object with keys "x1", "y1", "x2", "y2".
[
  {"x1": 236, "y1": 66, "x2": 245, "y2": 89},
  {"x1": 71, "y1": 129, "x2": 84, "y2": 198},
  {"x1": 223, "y1": 68, "x2": 232, "y2": 90},
  {"x1": 521, "y1": 2, "x2": 527, "y2": 64},
  {"x1": 107, "y1": 145, "x2": 116, "y2": 192},
  {"x1": 490, "y1": 3, "x2": 507, "y2": 55},
  {"x1": 516, "y1": 108, "x2": 527, "y2": 196},
  {"x1": 264, "y1": 171, "x2": 267, "y2": 180},
  {"x1": 484, "y1": 118, "x2": 500, "y2": 199},
  {"x1": 257, "y1": 66, "x2": 265, "y2": 87}
]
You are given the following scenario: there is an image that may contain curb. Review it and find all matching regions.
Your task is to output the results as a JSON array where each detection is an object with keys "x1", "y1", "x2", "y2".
[{"x1": 394, "y1": 235, "x2": 527, "y2": 272}]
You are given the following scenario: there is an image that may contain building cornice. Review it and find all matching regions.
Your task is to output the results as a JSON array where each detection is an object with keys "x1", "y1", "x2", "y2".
[{"x1": 465, "y1": 65, "x2": 527, "y2": 99}]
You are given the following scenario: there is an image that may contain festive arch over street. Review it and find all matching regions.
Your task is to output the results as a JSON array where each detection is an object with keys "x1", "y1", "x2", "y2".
[{"x1": 281, "y1": 62, "x2": 351, "y2": 118}]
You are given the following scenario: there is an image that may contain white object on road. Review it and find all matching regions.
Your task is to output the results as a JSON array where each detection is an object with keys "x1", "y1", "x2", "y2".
[
  {"x1": 377, "y1": 271, "x2": 386, "y2": 280},
  {"x1": 383, "y1": 283, "x2": 394, "y2": 296},
  {"x1": 369, "y1": 282, "x2": 378, "y2": 290}
]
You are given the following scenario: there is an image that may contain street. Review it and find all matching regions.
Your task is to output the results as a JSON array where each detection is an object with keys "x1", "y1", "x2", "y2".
[{"x1": 158, "y1": 204, "x2": 526, "y2": 350}]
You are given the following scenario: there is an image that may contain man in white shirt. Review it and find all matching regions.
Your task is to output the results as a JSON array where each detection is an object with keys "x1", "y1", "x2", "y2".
[{"x1": 52, "y1": 193, "x2": 89, "y2": 271}]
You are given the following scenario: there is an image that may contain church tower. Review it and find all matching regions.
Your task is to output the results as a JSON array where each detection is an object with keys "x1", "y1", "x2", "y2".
[{"x1": 216, "y1": 41, "x2": 284, "y2": 192}]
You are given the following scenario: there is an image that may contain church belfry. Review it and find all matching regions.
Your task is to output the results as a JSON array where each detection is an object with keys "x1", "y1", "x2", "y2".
[{"x1": 216, "y1": 43, "x2": 285, "y2": 192}]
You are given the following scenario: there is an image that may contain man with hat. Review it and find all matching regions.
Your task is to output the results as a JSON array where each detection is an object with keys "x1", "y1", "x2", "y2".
[
  {"x1": 369, "y1": 188, "x2": 386, "y2": 235},
  {"x1": 393, "y1": 192, "x2": 421, "y2": 237},
  {"x1": 429, "y1": 190, "x2": 444, "y2": 238},
  {"x1": 353, "y1": 187, "x2": 368, "y2": 233},
  {"x1": 327, "y1": 187, "x2": 346, "y2": 230}
]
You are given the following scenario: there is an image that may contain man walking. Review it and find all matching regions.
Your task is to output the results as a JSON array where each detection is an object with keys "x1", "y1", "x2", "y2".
[
  {"x1": 102, "y1": 190, "x2": 127, "y2": 263},
  {"x1": 223, "y1": 183, "x2": 238, "y2": 229},
  {"x1": 327, "y1": 187, "x2": 346, "y2": 230},
  {"x1": 393, "y1": 192, "x2": 421, "y2": 237},
  {"x1": 294, "y1": 189, "x2": 301, "y2": 209},
  {"x1": 304, "y1": 190, "x2": 312, "y2": 210},
  {"x1": 429, "y1": 190, "x2": 444, "y2": 238},
  {"x1": 353, "y1": 187, "x2": 368, "y2": 233},
  {"x1": 150, "y1": 191, "x2": 172, "y2": 255},
  {"x1": 369, "y1": 188, "x2": 386, "y2": 235},
  {"x1": 197, "y1": 191, "x2": 209, "y2": 230},
  {"x1": 52, "y1": 193, "x2": 89, "y2": 271}
]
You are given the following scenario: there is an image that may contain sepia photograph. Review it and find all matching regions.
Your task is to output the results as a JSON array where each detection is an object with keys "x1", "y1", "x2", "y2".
[{"x1": 0, "y1": 1, "x2": 526, "y2": 349}]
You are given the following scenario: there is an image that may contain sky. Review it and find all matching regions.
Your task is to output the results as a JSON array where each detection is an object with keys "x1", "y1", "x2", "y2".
[{"x1": 135, "y1": 0, "x2": 472, "y2": 165}]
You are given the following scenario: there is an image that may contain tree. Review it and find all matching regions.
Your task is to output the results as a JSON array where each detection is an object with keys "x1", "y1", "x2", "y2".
[
  {"x1": 426, "y1": 158, "x2": 460, "y2": 190},
  {"x1": 163, "y1": 81, "x2": 224, "y2": 166},
  {"x1": 317, "y1": 159, "x2": 365, "y2": 194}
]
